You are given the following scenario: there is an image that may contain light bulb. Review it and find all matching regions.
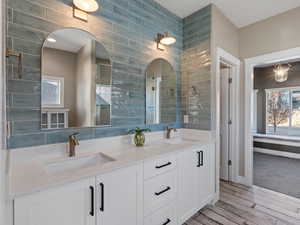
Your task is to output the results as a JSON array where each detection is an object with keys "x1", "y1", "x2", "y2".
[{"x1": 73, "y1": 0, "x2": 99, "y2": 12}]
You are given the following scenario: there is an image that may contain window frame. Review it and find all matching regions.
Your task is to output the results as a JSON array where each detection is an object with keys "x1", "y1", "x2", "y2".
[
  {"x1": 42, "y1": 75, "x2": 64, "y2": 108},
  {"x1": 265, "y1": 86, "x2": 300, "y2": 135}
]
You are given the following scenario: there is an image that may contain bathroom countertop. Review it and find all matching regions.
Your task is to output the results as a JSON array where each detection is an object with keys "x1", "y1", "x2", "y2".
[{"x1": 9, "y1": 136, "x2": 213, "y2": 198}]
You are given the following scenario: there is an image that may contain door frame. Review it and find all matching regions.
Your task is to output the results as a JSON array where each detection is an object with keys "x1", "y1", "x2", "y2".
[
  {"x1": 215, "y1": 48, "x2": 240, "y2": 188},
  {"x1": 0, "y1": 0, "x2": 7, "y2": 224},
  {"x1": 244, "y1": 47, "x2": 300, "y2": 186}
]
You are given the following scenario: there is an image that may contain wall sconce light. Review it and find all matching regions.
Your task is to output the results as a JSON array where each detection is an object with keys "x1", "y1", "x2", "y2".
[
  {"x1": 156, "y1": 33, "x2": 176, "y2": 51},
  {"x1": 273, "y1": 64, "x2": 291, "y2": 82},
  {"x1": 73, "y1": 0, "x2": 99, "y2": 22}
]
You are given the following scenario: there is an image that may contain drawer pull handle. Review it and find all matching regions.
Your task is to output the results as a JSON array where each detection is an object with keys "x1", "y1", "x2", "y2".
[
  {"x1": 155, "y1": 186, "x2": 171, "y2": 196},
  {"x1": 162, "y1": 218, "x2": 171, "y2": 225},
  {"x1": 155, "y1": 162, "x2": 172, "y2": 169},
  {"x1": 100, "y1": 183, "x2": 104, "y2": 212},
  {"x1": 197, "y1": 151, "x2": 203, "y2": 167},
  {"x1": 89, "y1": 186, "x2": 95, "y2": 216}
]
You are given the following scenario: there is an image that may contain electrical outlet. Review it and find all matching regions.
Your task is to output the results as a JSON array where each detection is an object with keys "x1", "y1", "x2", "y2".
[{"x1": 184, "y1": 115, "x2": 189, "y2": 123}]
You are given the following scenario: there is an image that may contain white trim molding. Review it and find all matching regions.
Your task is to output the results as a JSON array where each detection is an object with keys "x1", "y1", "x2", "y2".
[
  {"x1": 244, "y1": 46, "x2": 300, "y2": 186},
  {"x1": 215, "y1": 48, "x2": 241, "y2": 188},
  {"x1": 254, "y1": 147, "x2": 300, "y2": 160}
]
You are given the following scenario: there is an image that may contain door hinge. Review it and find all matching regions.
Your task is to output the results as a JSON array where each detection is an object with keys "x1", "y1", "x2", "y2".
[
  {"x1": 6, "y1": 121, "x2": 12, "y2": 137},
  {"x1": 228, "y1": 119, "x2": 232, "y2": 125},
  {"x1": 228, "y1": 160, "x2": 232, "y2": 166},
  {"x1": 228, "y1": 78, "x2": 232, "y2": 84}
]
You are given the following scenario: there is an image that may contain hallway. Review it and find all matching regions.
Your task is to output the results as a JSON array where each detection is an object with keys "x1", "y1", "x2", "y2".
[{"x1": 184, "y1": 181, "x2": 300, "y2": 225}]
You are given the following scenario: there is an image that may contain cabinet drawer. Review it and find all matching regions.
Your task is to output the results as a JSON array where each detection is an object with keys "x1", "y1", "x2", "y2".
[
  {"x1": 144, "y1": 203, "x2": 176, "y2": 225},
  {"x1": 144, "y1": 154, "x2": 176, "y2": 180},
  {"x1": 144, "y1": 171, "x2": 176, "y2": 216}
]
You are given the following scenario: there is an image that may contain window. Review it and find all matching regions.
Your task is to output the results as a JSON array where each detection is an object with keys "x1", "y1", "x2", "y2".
[
  {"x1": 266, "y1": 87, "x2": 300, "y2": 136},
  {"x1": 292, "y1": 90, "x2": 300, "y2": 127},
  {"x1": 42, "y1": 76, "x2": 64, "y2": 107}
]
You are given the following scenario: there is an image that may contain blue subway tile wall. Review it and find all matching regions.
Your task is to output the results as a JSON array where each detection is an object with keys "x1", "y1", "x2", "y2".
[
  {"x1": 6, "y1": 0, "x2": 184, "y2": 148},
  {"x1": 182, "y1": 5, "x2": 212, "y2": 130}
]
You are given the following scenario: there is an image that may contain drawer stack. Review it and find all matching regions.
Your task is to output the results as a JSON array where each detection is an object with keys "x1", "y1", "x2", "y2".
[{"x1": 143, "y1": 154, "x2": 177, "y2": 225}]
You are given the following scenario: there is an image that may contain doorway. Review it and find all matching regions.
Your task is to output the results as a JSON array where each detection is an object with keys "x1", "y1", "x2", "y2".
[
  {"x1": 244, "y1": 47, "x2": 300, "y2": 187},
  {"x1": 215, "y1": 48, "x2": 240, "y2": 199},
  {"x1": 220, "y1": 62, "x2": 232, "y2": 181}
]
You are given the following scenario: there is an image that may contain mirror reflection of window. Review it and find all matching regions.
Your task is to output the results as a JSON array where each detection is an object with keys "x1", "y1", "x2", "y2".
[
  {"x1": 42, "y1": 76, "x2": 64, "y2": 107},
  {"x1": 145, "y1": 59, "x2": 176, "y2": 124},
  {"x1": 41, "y1": 28, "x2": 112, "y2": 130}
]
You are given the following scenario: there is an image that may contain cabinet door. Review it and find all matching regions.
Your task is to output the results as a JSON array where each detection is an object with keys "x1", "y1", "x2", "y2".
[
  {"x1": 177, "y1": 149, "x2": 199, "y2": 224},
  {"x1": 197, "y1": 144, "x2": 214, "y2": 207},
  {"x1": 96, "y1": 165, "x2": 142, "y2": 225},
  {"x1": 14, "y1": 178, "x2": 96, "y2": 225}
]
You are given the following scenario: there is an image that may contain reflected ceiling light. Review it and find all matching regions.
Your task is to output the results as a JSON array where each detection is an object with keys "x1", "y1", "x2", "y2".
[
  {"x1": 73, "y1": 0, "x2": 99, "y2": 12},
  {"x1": 156, "y1": 33, "x2": 176, "y2": 51},
  {"x1": 47, "y1": 37, "x2": 57, "y2": 43},
  {"x1": 273, "y1": 64, "x2": 291, "y2": 83}
]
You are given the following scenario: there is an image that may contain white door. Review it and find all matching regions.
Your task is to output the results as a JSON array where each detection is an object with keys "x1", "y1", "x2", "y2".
[
  {"x1": 177, "y1": 148, "x2": 199, "y2": 224},
  {"x1": 220, "y1": 66, "x2": 231, "y2": 181},
  {"x1": 14, "y1": 178, "x2": 96, "y2": 225},
  {"x1": 96, "y1": 165, "x2": 142, "y2": 225}
]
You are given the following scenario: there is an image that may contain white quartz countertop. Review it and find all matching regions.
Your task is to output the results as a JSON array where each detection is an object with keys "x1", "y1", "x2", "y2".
[{"x1": 9, "y1": 130, "x2": 213, "y2": 198}]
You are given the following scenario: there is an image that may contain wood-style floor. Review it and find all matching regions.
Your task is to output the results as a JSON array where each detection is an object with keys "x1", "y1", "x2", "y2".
[{"x1": 184, "y1": 181, "x2": 300, "y2": 225}]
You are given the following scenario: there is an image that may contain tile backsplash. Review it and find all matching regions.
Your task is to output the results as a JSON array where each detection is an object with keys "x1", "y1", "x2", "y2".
[
  {"x1": 6, "y1": 0, "x2": 212, "y2": 149},
  {"x1": 182, "y1": 6, "x2": 212, "y2": 130}
]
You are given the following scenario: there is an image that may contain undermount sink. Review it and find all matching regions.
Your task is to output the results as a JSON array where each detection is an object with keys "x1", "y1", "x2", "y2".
[
  {"x1": 164, "y1": 138, "x2": 183, "y2": 145},
  {"x1": 44, "y1": 153, "x2": 115, "y2": 174}
]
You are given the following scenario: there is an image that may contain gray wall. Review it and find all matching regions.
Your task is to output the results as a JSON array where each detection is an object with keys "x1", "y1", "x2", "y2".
[
  {"x1": 6, "y1": 0, "x2": 183, "y2": 149},
  {"x1": 239, "y1": 7, "x2": 300, "y2": 59},
  {"x1": 254, "y1": 61, "x2": 300, "y2": 133},
  {"x1": 211, "y1": 5, "x2": 239, "y2": 58}
]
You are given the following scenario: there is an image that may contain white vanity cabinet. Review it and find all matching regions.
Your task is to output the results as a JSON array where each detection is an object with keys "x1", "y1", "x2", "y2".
[
  {"x1": 14, "y1": 165, "x2": 142, "y2": 225},
  {"x1": 13, "y1": 142, "x2": 215, "y2": 225},
  {"x1": 14, "y1": 177, "x2": 96, "y2": 225},
  {"x1": 177, "y1": 144, "x2": 214, "y2": 224},
  {"x1": 96, "y1": 165, "x2": 142, "y2": 225}
]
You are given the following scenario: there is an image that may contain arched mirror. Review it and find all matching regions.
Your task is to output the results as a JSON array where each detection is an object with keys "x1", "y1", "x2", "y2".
[
  {"x1": 145, "y1": 59, "x2": 177, "y2": 124},
  {"x1": 41, "y1": 28, "x2": 112, "y2": 129}
]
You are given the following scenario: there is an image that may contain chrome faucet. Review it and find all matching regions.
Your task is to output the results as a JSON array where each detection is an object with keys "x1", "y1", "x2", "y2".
[
  {"x1": 166, "y1": 126, "x2": 177, "y2": 139},
  {"x1": 68, "y1": 132, "x2": 80, "y2": 157}
]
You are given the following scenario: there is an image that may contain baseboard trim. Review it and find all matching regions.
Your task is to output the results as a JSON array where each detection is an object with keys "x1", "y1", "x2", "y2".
[{"x1": 254, "y1": 147, "x2": 300, "y2": 159}]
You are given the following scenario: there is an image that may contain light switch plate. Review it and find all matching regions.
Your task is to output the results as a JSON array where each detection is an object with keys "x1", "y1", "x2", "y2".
[{"x1": 184, "y1": 115, "x2": 189, "y2": 123}]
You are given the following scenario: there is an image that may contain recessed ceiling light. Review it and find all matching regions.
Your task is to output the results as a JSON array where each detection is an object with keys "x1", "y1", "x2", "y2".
[{"x1": 47, "y1": 38, "x2": 57, "y2": 43}]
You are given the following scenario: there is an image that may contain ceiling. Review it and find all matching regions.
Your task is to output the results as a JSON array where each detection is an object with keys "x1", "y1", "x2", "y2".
[
  {"x1": 154, "y1": 0, "x2": 300, "y2": 28},
  {"x1": 45, "y1": 28, "x2": 94, "y2": 53}
]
